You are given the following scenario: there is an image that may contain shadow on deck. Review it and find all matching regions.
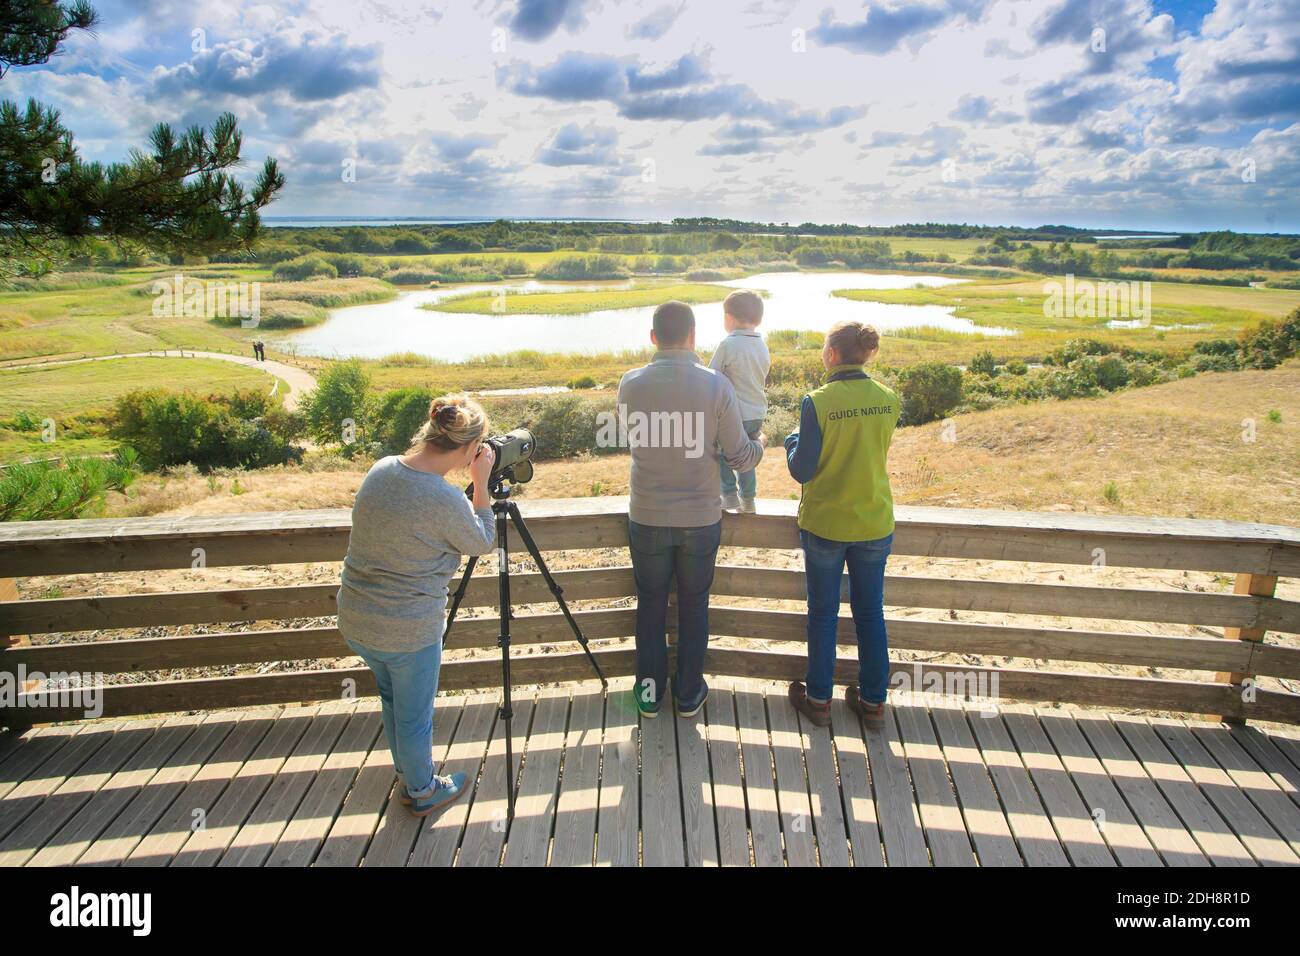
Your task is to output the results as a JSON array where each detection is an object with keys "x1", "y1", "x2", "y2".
[{"x1": 3, "y1": 678, "x2": 1300, "y2": 867}]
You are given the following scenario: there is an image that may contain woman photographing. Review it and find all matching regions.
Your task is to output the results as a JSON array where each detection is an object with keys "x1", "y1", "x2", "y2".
[{"x1": 337, "y1": 395, "x2": 496, "y2": 816}]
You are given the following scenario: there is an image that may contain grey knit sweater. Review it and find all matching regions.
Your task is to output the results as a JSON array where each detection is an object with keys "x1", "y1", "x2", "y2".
[{"x1": 337, "y1": 456, "x2": 495, "y2": 652}]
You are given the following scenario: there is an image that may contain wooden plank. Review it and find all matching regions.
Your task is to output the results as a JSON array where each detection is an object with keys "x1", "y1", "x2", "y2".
[
  {"x1": 407, "y1": 695, "x2": 494, "y2": 867},
  {"x1": 829, "y1": 700, "x2": 884, "y2": 867},
  {"x1": 1073, "y1": 715, "x2": 1209, "y2": 867},
  {"x1": 0, "y1": 647, "x2": 638, "y2": 724},
  {"x1": 734, "y1": 683, "x2": 783, "y2": 866},
  {"x1": 595, "y1": 680, "x2": 639, "y2": 867},
  {"x1": 0, "y1": 727, "x2": 83, "y2": 801},
  {"x1": 549, "y1": 683, "x2": 604, "y2": 867},
  {"x1": 503, "y1": 688, "x2": 569, "y2": 867},
  {"x1": 639, "y1": 692, "x2": 684, "y2": 867},
  {"x1": 1110, "y1": 717, "x2": 1255, "y2": 866},
  {"x1": 0, "y1": 499, "x2": 633, "y2": 577},
  {"x1": 314, "y1": 731, "x2": 399, "y2": 868},
  {"x1": 863, "y1": 703, "x2": 930, "y2": 866},
  {"x1": 796, "y1": 703, "x2": 852, "y2": 867},
  {"x1": 1036, "y1": 709, "x2": 1161, "y2": 866},
  {"x1": 0, "y1": 571, "x2": 634, "y2": 637},
  {"x1": 1149, "y1": 719, "x2": 1296, "y2": 865},
  {"x1": 965, "y1": 705, "x2": 1069, "y2": 866},
  {"x1": 265, "y1": 704, "x2": 383, "y2": 867},
  {"x1": 123, "y1": 710, "x2": 278, "y2": 866},
  {"x1": 707, "y1": 568, "x2": 1300, "y2": 632},
  {"x1": 1185, "y1": 722, "x2": 1300, "y2": 859},
  {"x1": 456, "y1": 693, "x2": 533, "y2": 867},
  {"x1": 703, "y1": 648, "x2": 1252, "y2": 723},
  {"x1": 705, "y1": 686, "x2": 750, "y2": 867},
  {"x1": 1229, "y1": 726, "x2": 1300, "y2": 811},
  {"x1": 1215, "y1": 573, "x2": 1278, "y2": 721},
  {"x1": 7, "y1": 499, "x2": 1295, "y2": 577},
  {"x1": 216, "y1": 704, "x2": 352, "y2": 867},
  {"x1": 710, "y1": 607, "x2": 1255, "y2": 673},
  {"x1": 894, "y1": 701, "x2": 976, "y2": 866},
  {"x1": 0, "y1": 722, "x2": 119, "y2": 841},
  {"x1": 362, "y1": 694, "x2": 464, "y2": 867},
  {"x1": 1000, "y1": 708, "x2": 1114, "y2": 866},
  {"x1": 1250, "y1": 642, "x2": 1300, "y2": 680},
  {"x1": 78, "y1": 712, "x2": 239, "y2": 866},
  {"x1": 675, "y1": 696, "x2": 719, "y2": 867},
  {"x1": 928, "y1": 702, "x2": 1021, "y2": 866},
  {"x1": 0, "y1": 719, "x2": 159, "y2": 866},
  {"x1": 27, "y1": 716, "x2": 203, "y2": 866},
  {"x1": 766, "y1": 688, "x2": 819, "y2": 867},
  {"x1": 170, "y1": 707, "x2": 316, "y2": 866}
]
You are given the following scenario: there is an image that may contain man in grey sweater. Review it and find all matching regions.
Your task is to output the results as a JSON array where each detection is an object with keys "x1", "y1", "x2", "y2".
[{"x1": 617, "y1": 301, "x2": 765, "y2": 718}]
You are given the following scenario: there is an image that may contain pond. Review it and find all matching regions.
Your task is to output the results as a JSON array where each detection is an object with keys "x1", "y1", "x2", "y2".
[{"x1": 283, "y1": 271, "x2": 1016, "y2": 362}]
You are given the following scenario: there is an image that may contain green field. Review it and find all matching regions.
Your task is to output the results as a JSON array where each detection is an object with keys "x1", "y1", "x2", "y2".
[{"x1": 0, "y1": 357, "x2": 286, "y2": 460}]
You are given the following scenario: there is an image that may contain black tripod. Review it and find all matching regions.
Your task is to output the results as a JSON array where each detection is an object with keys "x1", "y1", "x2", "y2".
[{"x1": 443, "y1": 480, "x2": 607, "y2": 819}]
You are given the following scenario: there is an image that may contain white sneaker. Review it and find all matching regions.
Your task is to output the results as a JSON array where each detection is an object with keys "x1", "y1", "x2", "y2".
[
  {"x1": 738, "y1": 497, "x2": 756, "y2": 514},
  {"x1": 720, "y1": 493, "x2": 741, "y2": 511}
]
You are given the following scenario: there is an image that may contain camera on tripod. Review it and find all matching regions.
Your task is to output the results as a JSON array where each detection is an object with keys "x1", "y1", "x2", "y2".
[
  {"x1": 483, "y1": 427, "x2": 536, "y2": 490},
  {"x1": 445, "y1": 422, "x2": 606, "y2": 820}
]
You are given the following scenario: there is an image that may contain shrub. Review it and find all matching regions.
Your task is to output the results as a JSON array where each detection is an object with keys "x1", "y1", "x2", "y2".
[
  {"x1": 968, "y1": 350, "x2": 999, "y2": 377},
  {"x1": 272, "y1": 255, "x2": 339, "y2": 281},
  {"x1": 1003, "y1": 359, "x2": 1028, "y2": 376},
  {"x1": 567, "y1": 375, "x2": 598, "y2": 390},
  {"x1": 535, "y1": 255, "x2": 630, "y2": 280},
  {"x1": 373, "y1": 387, "x2": 437, "y2": 456},
  {"x1": 896, "y1": 362, "x2": 963, "y2": 425},
  {"x1": 299, "y1": 360, "x2": 373, "y2": 446},
  {"x1": 1094, "y1": 355, "x2": 1131, "y2": 391},
  {"x1": 110, "y1": 390, "x2": 301, "y2": 472}
]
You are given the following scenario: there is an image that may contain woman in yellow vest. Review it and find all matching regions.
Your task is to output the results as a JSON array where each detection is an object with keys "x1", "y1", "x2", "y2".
[{"x1": 784, "y1": 320, "x2": 900, "y2": 730}]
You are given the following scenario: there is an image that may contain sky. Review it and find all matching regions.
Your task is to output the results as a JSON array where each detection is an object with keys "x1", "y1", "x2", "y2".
[{"x1": 6, "y1": 0, "x2": 1299, "y2": 232}]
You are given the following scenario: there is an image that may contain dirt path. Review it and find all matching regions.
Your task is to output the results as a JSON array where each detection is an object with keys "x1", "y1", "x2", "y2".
[{"x1": 2, "y1": 350, "x2": 318, "y2": 411}]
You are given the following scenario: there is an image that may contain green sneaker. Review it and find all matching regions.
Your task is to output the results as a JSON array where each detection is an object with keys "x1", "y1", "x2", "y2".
[{"x1": 633, "y1": 687, "x2": 661, "y2": 719}]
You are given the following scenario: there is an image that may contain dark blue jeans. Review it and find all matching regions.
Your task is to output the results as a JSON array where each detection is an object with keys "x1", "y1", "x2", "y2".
[
  {"x1": 802, "y1": 530, "x2": 893, "y2": 704},
  {"x1": 629, "y1": 519, "x2": 722, "y2": 710}
]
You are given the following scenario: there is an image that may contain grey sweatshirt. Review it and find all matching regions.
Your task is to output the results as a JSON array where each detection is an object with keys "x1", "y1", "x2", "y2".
[
  {"x1": 617, "y1": 348, "x2": 765, "y2": 527},
  {"x1": 337, "y1": 456, "x2": 495, "y2": 652},
  {"x1": 708, "y1": 328, "x2": 771, "y2": 421}
]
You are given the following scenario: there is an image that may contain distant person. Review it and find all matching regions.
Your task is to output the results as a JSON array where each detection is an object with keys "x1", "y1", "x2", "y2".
[
  {"x1": 784, "y1": 321, "x2": 899, "y2": 731},
  {"x1": 709, "y1": 289, "x2": 770, "y2": 513},
  {"x1": 618, "y1": 301, "x2": 765, "y2": 718},
  {"x1": 252, "y1": 341, "x2": 260, "y2": 361},
  {"x1": 337, "y1": 395, "x2": 497, "y2": 816},
  {"x1": 256, "y1": 340, "x2": 266, "y2": 361}
]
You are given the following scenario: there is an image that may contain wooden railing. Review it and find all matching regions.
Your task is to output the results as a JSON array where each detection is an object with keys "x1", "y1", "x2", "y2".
[{"x1": 2, "y1": 498, "x2": 1298, "y2": 726}]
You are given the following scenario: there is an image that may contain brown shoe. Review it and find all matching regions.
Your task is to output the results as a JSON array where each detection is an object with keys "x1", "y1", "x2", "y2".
[
  {"x1": 788, "y1": 681, "x2": 831, "y2": 727},
  {"x1": 847, "y1": 685, "x2": 886, "y2": 731}
]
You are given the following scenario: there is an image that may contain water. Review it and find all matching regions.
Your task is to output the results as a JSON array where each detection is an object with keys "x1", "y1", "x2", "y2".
[{"x1": 284, "y1": 271, "x2": 1015, "y2": 362}]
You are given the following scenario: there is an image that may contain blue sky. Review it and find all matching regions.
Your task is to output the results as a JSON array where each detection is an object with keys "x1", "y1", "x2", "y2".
[{"x1": 7, "y1": 0, "x2": 1298, "y2": 231}]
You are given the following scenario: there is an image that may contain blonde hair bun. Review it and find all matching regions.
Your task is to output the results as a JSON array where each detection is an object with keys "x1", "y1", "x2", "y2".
[{"x1": 410, "y1": 394, "x2": 489, "y2": 452}]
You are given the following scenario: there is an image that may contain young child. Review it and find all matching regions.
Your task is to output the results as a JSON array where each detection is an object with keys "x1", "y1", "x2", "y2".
[{"x1": 709, "y1": 289, "x2": 770, "y2": 513}]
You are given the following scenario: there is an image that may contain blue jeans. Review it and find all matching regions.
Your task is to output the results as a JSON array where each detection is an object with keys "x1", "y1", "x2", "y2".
[
  {"x1": 801, "y1": 530, "x2": 893, "y2": 704},
  {"x1": 345, "y1": 637, "x2": 443, "y2": 798},
  {"x1": 629, "y1": 519, "x2": 722, "y2": 710},
  {"x1": 720, "y1": 418, "x2": 763, "y2": 498}
]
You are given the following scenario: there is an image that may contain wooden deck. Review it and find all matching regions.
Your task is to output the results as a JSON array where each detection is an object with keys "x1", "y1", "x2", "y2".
[{"x1": 3, "y1": 678, "x2": 1300, "y2": 867}]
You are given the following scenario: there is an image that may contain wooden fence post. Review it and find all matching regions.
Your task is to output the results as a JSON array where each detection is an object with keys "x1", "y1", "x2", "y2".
[{"x1": 1214, "y1": 571, "x2": 1278, "y2": 723}]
